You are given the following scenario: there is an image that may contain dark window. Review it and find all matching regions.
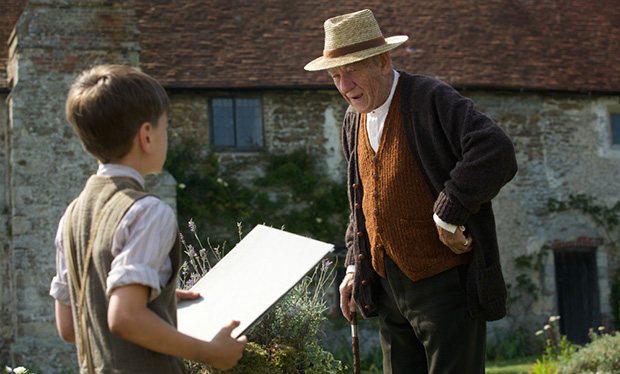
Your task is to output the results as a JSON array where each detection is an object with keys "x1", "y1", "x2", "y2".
[
  {"x1": 210, "y1": 97, "x2": 263, "y2": 149},
  {"x1": 611, "y1": 113, "x2": 620, "y2": 145}
]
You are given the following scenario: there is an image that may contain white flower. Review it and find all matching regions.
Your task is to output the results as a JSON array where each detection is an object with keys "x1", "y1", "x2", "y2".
[
  {"x1": 4, "y1": 367, "x2": 12, "y2": 374},
  {"x1": 544, "y1": 324, "x2": 551, "y2": 330},
  {"x1": 178, "y1": 183, "x2": 186, "y2": 190},
  {"x1": 315, "y1": 217, "x2": 322, "y2": 223},
  {"x1": 549, "y1": 315, "x2": 561, "y2": 322},
  {"x1": 13, "y1": 367, "x2": 27, "y2": 374},
  {"x1": 598, "y1": 326, "x2": 605, "y2": 332},
  {"x1": 535, "y1": 330, "x2": 544, "y2": 336}
]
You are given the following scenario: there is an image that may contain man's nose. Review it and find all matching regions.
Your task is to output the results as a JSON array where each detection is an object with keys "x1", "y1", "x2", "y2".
[{"x1": 339, "y1": 73, "x2": 355, "y2": 93}]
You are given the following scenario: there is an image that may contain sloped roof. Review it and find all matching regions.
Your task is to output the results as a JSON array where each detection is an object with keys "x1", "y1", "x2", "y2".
[
  {"x1": 134, "y1": 0, "x2": 619, "y2": 92},
  {"x1": 2, "y1": 1, "x2": 619, "y2": 93}
]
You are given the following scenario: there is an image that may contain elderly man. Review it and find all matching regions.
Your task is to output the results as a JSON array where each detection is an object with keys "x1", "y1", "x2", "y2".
[{"x1": 305, "y1": 9, "x2": 518, "y2": 374}]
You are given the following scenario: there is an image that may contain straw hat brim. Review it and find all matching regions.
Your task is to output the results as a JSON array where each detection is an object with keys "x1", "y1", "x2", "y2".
[{"x1": 304, "y1": 35, "x2": 408, "y2": 71}]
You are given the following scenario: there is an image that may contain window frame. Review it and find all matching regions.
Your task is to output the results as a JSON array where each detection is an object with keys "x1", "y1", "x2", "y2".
[{"x1": 208, "y1": 94, "x2": 265, "y2": 152}]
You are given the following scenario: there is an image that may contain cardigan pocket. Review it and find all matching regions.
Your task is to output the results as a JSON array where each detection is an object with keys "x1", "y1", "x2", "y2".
[{"x1": 476, "y1": 261, "x2": 507, "y2": 307}]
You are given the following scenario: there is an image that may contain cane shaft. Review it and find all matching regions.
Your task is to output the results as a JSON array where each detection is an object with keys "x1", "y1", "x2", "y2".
[{"x1": 351, "y1": 311, "x2": 361, "y2": 374}]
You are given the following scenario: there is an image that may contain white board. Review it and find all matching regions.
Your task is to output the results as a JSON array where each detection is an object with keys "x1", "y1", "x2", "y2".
[{"x1": 177, "y1": 224, "x2": 334, "y2": 341}]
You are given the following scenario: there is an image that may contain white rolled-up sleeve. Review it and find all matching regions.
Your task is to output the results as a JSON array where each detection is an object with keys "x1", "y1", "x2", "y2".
[
  {"x1": 106, "y1": 196, "x2": 176, "y2": 302},
  {"x1": 50, "y1": 214, "x2": 71, "y2": 306}
]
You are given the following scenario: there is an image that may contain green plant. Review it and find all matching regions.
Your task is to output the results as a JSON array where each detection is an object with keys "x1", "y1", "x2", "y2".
[
  {"x1": 165, "y1": 143, "x2": 348, "y2": 245},
  {"x1": 486, "y1": 326, "x2": 540, "y2": 361},
  {"x1": 178, "y1": 221, "x2": 344, "y2": 373},
  {"x1": 531, "y1": 316, "x2": 577, "y2": 374},
  {"x1": 558, "y1": 332, "x2": 620, "y2": 373}
]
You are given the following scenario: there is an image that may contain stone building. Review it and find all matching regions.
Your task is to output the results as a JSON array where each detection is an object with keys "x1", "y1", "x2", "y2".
[{"x1": 1, "y1": 0, "x2": 619, "y2": 371}]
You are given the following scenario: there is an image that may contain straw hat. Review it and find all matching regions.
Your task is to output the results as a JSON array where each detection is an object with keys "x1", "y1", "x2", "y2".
[{"x1": 304, "y1": 9, "x2": 408, "y2": 71}]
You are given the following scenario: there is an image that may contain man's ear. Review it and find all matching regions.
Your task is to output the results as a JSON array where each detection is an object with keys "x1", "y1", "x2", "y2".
[
  {"x1": 380, "y1": 52, "x2": 393, "y2": 75},
  {"x1": 137, "y1": 121, "x2": 153, "y2": 153}
]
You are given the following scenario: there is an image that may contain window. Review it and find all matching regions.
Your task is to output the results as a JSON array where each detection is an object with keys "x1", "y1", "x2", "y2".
[
  {"x1": 210, "y1": 97, "x2": 263, "y2": 149},
  {"x1": 611, "y1": 113, "x2": 620, "y2": 146}
]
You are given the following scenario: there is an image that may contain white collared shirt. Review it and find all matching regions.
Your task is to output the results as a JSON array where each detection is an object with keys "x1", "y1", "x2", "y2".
[{"x1": 50, "y1": 163, "x2": 176, "y2": 304}]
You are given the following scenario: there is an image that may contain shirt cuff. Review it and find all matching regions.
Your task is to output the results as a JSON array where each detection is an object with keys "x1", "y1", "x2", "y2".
[
  {"x1": 346, "y1": 265, "x2": 356, "y2": 274},
  {"x1": 433, "y1": 213, "x2": 459, "y2": 234},
  {"x1": 107, "y1": 264, "x2": 162, "y2": 302},
  {"x1": 50, "y1": 275, "x2": 71, "y2": 306}
]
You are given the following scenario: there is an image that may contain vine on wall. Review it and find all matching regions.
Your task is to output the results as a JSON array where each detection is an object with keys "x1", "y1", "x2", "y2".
[{"x1": 164, "y1": 142, "x2": 349, "y2": 247}]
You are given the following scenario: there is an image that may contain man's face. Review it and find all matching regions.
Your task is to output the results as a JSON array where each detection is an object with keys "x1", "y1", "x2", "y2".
[{"x1": 328, "y1": 55, "x2": 391, "y2": 113}]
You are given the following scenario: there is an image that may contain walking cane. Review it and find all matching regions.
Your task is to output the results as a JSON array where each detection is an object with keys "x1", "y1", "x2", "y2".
[{"x1": 351, "y1": 303, "x2": 361, "y2": 374}]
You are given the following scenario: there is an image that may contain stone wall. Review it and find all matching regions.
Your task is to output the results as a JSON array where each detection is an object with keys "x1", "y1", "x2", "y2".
[
  {"x1": 468, "y1": 91, "x2": 620, "y2": 331},
  {"x1": 167, "y1": 90, "x2": 346, "y2": 185},
  {"x1": 3, "y1": 0, "x2": 137, "y2": 371},
  {"x1": 0, "y1": 91, "x2": 10, "y2": 364},
  {"x1": 167, "y1": 88, "x2": 620, "y2": 333}
]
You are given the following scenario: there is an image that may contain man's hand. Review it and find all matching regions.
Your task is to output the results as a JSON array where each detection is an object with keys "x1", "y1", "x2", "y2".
[
  {"x1": 339, "y1": 272, "x2": 356, "y2": 321},
  {"x1": 435, "y1": 224, "x2": 473, "y2": 254}
]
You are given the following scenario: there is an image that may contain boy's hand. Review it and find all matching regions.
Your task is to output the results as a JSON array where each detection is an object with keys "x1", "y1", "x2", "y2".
[
  {"x1": 176, "y1": 289, "x2": 200, "y2": 301},
  {"x1": 207, "y1": 320, "x2": 247, "y2": 370}
]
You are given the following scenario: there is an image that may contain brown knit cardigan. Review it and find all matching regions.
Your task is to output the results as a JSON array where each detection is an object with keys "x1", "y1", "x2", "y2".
[{"x1": 342, "y1": 71, "x2": 518, "y2": 321}]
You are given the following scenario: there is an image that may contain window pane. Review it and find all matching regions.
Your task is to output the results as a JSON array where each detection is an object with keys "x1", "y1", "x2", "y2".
[
  {"x1": 612, "y1": 114, "x2": 620, "y2": 145},
  {"x1": 235, "y1": 98, "x2": 263, "y2": 148},
  {"x1": 212, "y1": 98, "x2": 235, "y2": 146}
]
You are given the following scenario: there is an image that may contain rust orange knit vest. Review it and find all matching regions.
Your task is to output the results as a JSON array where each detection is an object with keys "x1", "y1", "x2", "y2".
[{"x1": 357, "y1": 83, "x2": 470, "y2": 281}]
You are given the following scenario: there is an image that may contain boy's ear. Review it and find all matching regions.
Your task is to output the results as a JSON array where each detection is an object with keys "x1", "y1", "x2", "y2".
[{"x1": 137, "y1": 121, "x2": 153, "y2": 153}]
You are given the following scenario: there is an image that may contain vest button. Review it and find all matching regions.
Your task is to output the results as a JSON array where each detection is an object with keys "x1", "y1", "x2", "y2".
[
  {"x1": 357, "y1": 231, "x2": 363, "y2": 237},
  {"x1": 358, "y1": 253, "x2": 365, "y2": 261},
  {"x1": 354, "y1": 203, "x2": 360, "y2": 209},
  {"x1": 377, "y1": 244, "x2": 384, "y2": 251},
  {"x1": 352, "y1": 183, "x2": 357, "y2": 189},
  {"x1": 361, "y1": 279, "x2": 369, "y2": 286},
  {"x1": 364, "y1": 304, "x2": 371, "y2": 310}
]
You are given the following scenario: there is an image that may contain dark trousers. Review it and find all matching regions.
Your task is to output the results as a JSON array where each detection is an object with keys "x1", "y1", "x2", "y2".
[{"x1": 377, "y1": 256, "x2": 486, "y2": 374}]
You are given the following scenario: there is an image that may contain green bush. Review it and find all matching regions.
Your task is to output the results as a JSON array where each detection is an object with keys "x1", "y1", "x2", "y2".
[
  {"x1": 559, "y1": 332, "x2": 620, "y2": 374},
  {"x1": 179, "y1": 223, "x2": 344, "y2": 373},
  {"x1": 486, "y1": 326, "x2": 541, "y2": 361}
]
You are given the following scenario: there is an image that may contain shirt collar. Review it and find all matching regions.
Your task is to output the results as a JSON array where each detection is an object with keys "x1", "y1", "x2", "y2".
[
  {"x1": 97, "y1": 163, "x2": 145, "y2": 188},
  {"x1": 368, "y1": 69, "x2": 400, "y2": 119}
]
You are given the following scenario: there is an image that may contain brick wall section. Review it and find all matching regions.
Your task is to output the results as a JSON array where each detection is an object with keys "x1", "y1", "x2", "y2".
[{"x1": 4, "y1": 1, "x2": 142, "y2": 370}]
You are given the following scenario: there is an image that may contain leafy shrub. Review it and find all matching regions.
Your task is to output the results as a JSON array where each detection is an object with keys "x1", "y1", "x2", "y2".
[
  {"x1": 179, "y1": 222, "x2": 344, "y2": 373},
  {"x1": 559, "y1": 332, "x2": 620, "y2": 374},
  {"x1": 486, "y1": 325, "x2": 541, "y2": 361}
]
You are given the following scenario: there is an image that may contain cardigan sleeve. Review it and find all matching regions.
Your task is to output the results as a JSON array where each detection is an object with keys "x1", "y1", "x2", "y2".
[
  {"x1": 431, "y1": 82, "x2": 518, "y2": 225},
  {"x1": 341, "y1": 109, "x2": 358, "y2": 266}
]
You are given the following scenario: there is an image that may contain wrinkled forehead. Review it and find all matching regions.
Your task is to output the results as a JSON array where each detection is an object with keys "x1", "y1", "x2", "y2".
[{"x1": 327, "y1": 58, "x2": 371, "y2": 75}]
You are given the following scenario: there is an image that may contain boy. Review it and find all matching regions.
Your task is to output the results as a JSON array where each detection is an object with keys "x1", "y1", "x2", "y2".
[{"x1": 49, "y1": 64, "x2": 247, "y2": 373}]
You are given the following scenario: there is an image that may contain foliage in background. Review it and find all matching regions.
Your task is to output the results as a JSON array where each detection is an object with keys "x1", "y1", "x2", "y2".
[
  {"x1": 179, "y1": 222, "x2": 344, "y2": 374},
  {"x1": 486, "y1": 326, "x2": 541, "y2": 362},
  {"x1": 165, "y1": 142, "x2": 348, "y2": 246},
  {"x1": 558, "y1": 331, "x2": 620, "y2": 373},
  {"x1": 531, "y1": 316, "x2": 577, "y2": 374},
  {"x1": 547, "y1": 194, "x2": 620, "y2": 329}
]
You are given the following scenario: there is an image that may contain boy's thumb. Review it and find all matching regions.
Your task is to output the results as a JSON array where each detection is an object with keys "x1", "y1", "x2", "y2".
[{"x1": 223, "y1": 320, "x2": 241, "y2": 334}]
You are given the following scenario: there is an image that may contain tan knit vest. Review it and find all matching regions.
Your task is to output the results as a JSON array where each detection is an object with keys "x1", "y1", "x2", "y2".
[
  {"x1": 358, "y1": 83, "x2": 470, "y2": 281},
  {"x1": 63, "y1": 176, "x2": 185, "y2": 373}
]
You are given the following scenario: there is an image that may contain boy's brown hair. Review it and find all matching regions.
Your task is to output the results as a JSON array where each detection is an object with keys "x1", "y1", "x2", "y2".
[{"x1": 66, "y1": 64, "x2": 170, "y2": 163}]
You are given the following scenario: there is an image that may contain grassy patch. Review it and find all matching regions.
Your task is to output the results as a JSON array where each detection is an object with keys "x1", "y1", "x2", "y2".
[{"x1": 486, "y1": 356, "x2": 536, "y2": 374}]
